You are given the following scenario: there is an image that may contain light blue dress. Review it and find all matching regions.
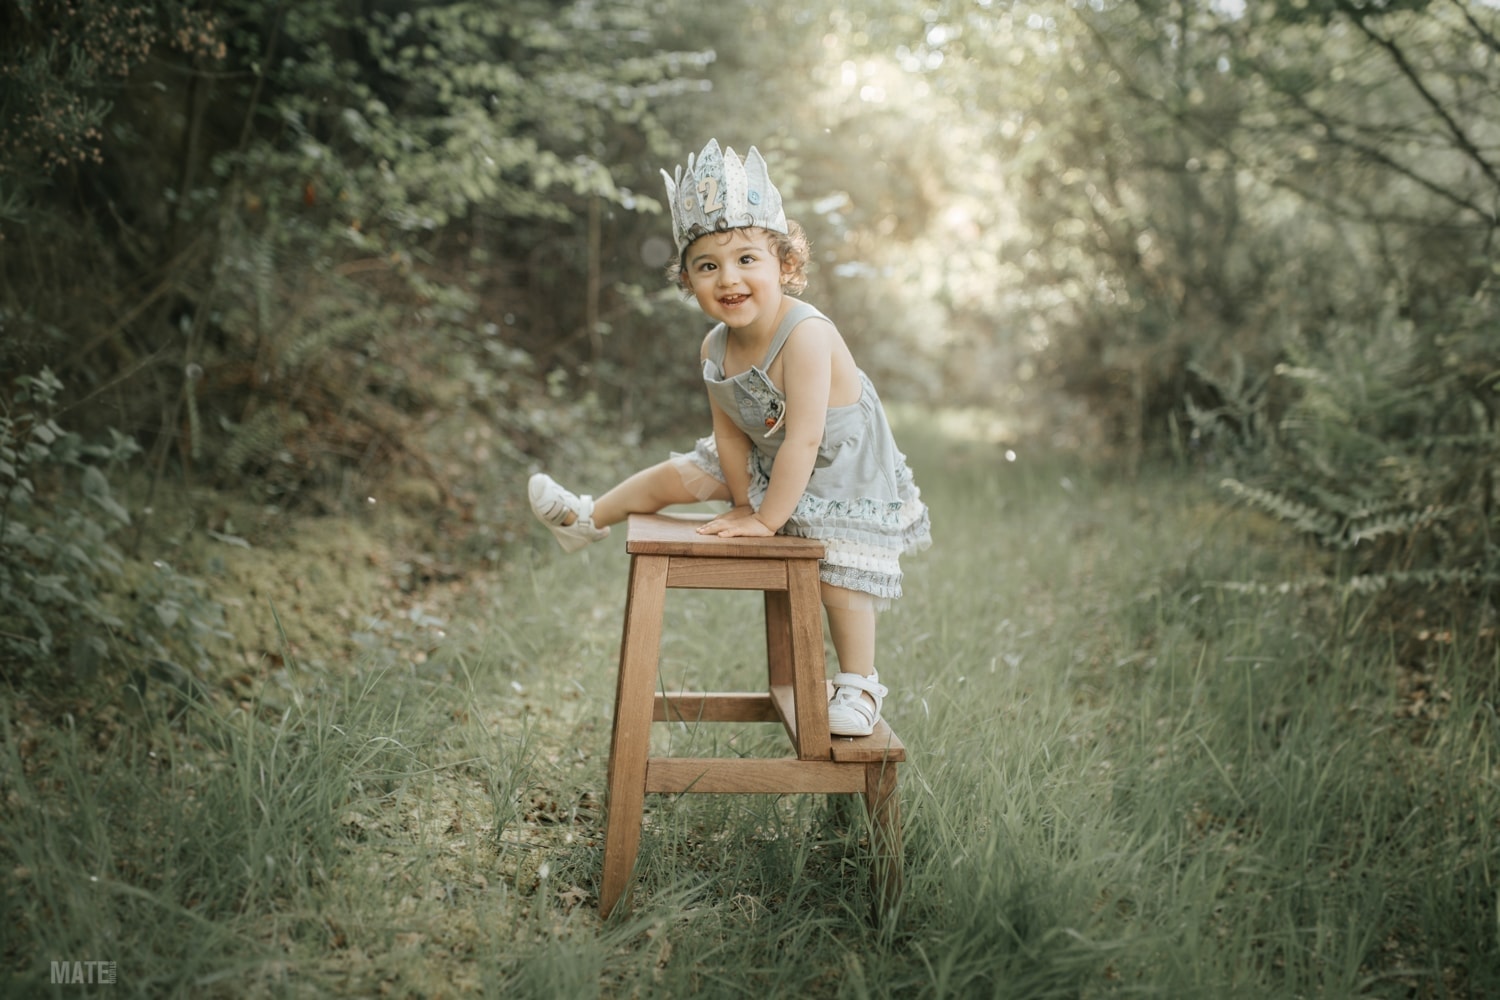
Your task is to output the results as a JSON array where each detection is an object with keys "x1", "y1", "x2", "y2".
[{"x1": 680, "y1": 301, "x2": 931, "y2": 601}]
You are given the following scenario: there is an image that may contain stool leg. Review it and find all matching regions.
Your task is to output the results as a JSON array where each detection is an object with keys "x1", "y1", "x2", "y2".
[
  {"x1": 865, "y1": 760, "x2": 902, "y2": 924},
  {"x1": 764, "y1": 588, "x2": 793, "y2": 689},
  {"x1": 786, "y1": 559, "x2": 830, "y2": 760},
  {"x1": 600, "y1": 554, "x2": 670, "y2": 918}
]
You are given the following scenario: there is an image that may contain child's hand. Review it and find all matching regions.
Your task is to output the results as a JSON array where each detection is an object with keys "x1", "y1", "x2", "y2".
[{"x1": 698, "y1": 507, "x2": 773, "y2": 537}]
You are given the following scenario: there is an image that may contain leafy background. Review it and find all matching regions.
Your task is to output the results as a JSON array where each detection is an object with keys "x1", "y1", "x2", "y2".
[
  {"x1": 6, "y1": 0, "x2": 1494, "y2": 679},
  {"x1": 1, "y1": 0, "x2": 1497, "y2": 993}
]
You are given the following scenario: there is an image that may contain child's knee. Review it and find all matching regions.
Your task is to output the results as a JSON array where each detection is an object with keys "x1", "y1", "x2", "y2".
[
  {"x1": 819, "y1": 583, "x2": 884, "y2": 613},
  {"x1": 668, "y1": 454, "x2": 730, "y2": 503}
]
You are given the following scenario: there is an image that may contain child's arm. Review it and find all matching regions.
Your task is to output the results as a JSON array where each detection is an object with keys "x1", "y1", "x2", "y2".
[
  {"x1": 696, "y1": 330, "x2": 757, "y2": 533},
  {"x1": 754, "y1": 320, "x2": 831, "y2": 529},
  {"x1": 710, "y1": 392, "x2": 755, "y2": 512}
]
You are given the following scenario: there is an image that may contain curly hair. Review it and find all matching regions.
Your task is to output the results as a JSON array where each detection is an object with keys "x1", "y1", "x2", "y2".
[{"x1": 666, "y1": 220, "x2": 812, "y2": 295}]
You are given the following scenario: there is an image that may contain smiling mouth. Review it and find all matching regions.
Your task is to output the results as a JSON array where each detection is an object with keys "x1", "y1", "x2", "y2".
[{"x1": 719, "y1": 294, "x2": 748, "y2": 306}]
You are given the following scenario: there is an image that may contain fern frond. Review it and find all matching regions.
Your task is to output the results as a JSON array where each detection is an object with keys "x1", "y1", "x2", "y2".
[
  {"x1": 1185, "y1": 355, "x2": 1271, "y2": 453},
  {"x1": 1214, "y1": 575, "x2": 1331, "y2": 596},
  {"x1": 216, "y1": 407, "x2": 308, "y2": 477},
  {"x1": 1342, "y1": 566, "x2": 1498, "y2": 595},
  {"x1": 1215, "y1": 564, "x2": 1498, "y2": 597},
  {"x1": 1273, "y1": 363, "x2": 1336, "y2": 387},
  {"x1": 1417, "y1": 433, "x2": 1498, "y2": 455},
  {"x1": 1346, "y1": 506, "x2": 1452, "y2": 547},
  {"x1": 1220, "y1": 478, "x2": 1339, "y2": 537},
  {"x1": 1305, "y1": 483, "x2": 1380, "y2": 521},
  {"x1": 251, "y1": 232, "x2": 276, "y2": 339},
  {"x1": 1342, "y1": 497, "x2": 1417, "y2": 521},
  {"x1": 283, "y1": 303, "x2": 392, "y2": 370}
]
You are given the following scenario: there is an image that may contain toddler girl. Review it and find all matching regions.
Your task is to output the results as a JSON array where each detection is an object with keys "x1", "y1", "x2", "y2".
[{"x1": 529, "y1": 138, "x2": 930, "y2": 737}]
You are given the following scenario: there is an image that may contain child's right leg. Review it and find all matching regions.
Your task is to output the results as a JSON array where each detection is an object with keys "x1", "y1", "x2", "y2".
[
  {"x1": 592, "y1": 457, "x2": 729, "y2": 527},
  {"x1": 529, "y1": 457, "x2": 730, "y2": 551}
]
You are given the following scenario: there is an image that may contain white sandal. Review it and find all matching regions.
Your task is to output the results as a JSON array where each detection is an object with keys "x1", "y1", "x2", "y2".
[
  {"x1": 827, "y1": 670, "x2": 888, "y2": 737},
  {"x1": 528, "y1": 473, "x2": 610, "y2": 552}
]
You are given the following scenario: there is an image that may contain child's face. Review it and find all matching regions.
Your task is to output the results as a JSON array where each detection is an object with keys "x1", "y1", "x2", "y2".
[{"x1": 681, "y1": 228, "x2": 788, "y2": 330}]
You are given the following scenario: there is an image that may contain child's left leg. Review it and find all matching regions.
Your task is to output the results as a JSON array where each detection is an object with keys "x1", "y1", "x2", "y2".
[{"x1": 822, "y1": 583, "x2": 888, "y2": 737}]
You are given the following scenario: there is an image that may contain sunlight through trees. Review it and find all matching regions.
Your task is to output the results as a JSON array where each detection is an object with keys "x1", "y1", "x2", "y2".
[{"x1": 2, "y1": 0, "x2": 1496, "y2": 667}]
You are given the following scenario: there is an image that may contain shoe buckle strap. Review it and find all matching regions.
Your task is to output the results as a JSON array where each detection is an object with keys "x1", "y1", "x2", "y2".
[{"x1": 832, "y1": 672, "x2": 887, "y2": 700}]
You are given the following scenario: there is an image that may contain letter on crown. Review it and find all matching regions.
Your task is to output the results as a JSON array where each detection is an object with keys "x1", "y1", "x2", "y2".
[{"x1": 661, "y1": 139, "x2": 788, "y2": 255}]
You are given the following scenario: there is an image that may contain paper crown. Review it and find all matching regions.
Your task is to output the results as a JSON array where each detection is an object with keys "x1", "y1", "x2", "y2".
[{"x1": 661, "y1": 139, "x2": 788, "y2": 255}]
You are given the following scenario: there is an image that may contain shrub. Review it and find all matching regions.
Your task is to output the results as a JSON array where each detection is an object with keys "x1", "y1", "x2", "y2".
[
  {"x1": 0, "y1": 369, "x2": 227, "y2": 684},
  {"x1": 1190, "y1": 302, "x2": 1499, "y2": 650}
]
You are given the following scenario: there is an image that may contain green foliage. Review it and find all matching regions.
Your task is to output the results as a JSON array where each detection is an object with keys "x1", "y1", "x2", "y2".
[
  {"x1": 136, "y1": 0, "x2": 723, "y2": 499},
  {"x1": 2, "y1": 0, "x2": 736, "y2": 517},
  {"x1": 0, "y1": 1, "x2": 223, "y2": 187},
  {"x1": 5, "y1": 0, "x2": 1496, "y2": 632},
  {"x1": 1194, "y1": 303, "x2": 1499, "y2": 620},
  {"x1": 899, "y1": 0, "x2": 1500, "y2": 466},
  {"x1": 0, "y1": 370, "x2": 228, "y2": 682},
  {"x1": 2, "y1": 369, "x2": 130, "y2": 676},
  {"x1": 219, "y1": 0, "x2": 694, "y2": 234}
]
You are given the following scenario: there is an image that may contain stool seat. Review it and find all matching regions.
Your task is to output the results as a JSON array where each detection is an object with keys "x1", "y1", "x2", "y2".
[{"x1": 600, "y1": 513, "x2": 903, "y2": 923}]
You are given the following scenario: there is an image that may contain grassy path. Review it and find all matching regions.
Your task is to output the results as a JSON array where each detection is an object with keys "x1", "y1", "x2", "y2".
[{"x1": 3, "y1": 417, "x2": 1497, "y2": 997}]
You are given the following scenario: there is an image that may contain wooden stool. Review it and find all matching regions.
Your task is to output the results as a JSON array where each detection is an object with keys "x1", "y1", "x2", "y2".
[{"x1": 600, "y1": 513, "x2": 904, "y2": 922}]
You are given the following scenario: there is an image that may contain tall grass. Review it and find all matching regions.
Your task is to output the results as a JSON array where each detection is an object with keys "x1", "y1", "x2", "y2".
[{"x1": 2, "y1": 415, "x2": 1496, "y2": 996}]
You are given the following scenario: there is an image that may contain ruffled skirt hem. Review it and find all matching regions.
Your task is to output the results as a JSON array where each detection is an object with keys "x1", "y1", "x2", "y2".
[{"x1": 674, "y1": 437, "x2": 932, "y2": 601}]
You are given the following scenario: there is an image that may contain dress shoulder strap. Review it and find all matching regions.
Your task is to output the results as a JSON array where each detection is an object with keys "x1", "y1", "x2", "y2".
[
  {"x1": 759, "y1": 301, "x2": 826, "y2": 369},
  {"x1": 704, "y1": 323, "x2": 730, "y2": 369}
]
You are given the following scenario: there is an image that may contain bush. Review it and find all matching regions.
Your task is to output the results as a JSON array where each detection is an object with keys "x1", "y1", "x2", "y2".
[
  {"x1": 0, "y1": 369, "x2": 227, "y2": 684},
  {"x1": 1190, "y1": 299, "x2": 1499, "y2": 653}
]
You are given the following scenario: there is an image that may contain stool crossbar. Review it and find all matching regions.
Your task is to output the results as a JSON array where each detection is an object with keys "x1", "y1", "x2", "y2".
[{"x1": 600, "y1": 513, "x2": 904, "y2": 922}]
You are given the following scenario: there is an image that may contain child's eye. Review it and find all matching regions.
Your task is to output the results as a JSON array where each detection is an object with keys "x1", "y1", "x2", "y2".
[{"x1": 739, "y1": 254, "x2": 756, "y2": 265}]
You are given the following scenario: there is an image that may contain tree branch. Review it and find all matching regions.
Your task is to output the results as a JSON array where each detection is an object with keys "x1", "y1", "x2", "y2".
[
  {"x1": 1072, "y1": 7, "x2": 1494, "y2": 228},
  {"x1": 1273, "y1": 78, "x2": 1495, "y2": 222},
  {"x1": 1339, "y1": 0, "x2": 1500, "y2": 208},
  {"x1": 1450, "y1": 0, "x2": 1500, "y2": 55}
]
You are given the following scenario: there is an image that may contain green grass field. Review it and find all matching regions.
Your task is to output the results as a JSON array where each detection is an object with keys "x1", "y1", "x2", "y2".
[{"x1": 3, "y1": 417, "x2": 1497, "y2": 997}]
